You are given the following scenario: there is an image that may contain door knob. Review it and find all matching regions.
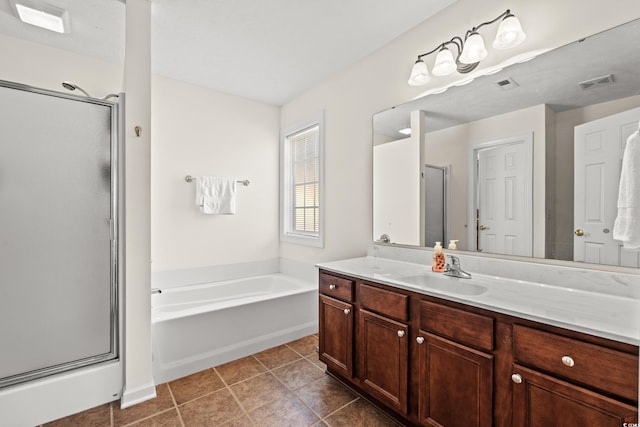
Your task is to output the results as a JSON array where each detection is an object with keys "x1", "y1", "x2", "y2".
[
  {"x1": 479, "y1": 225, "x2": 488, "y2": 231},
  {"x1": 343, "y1": 308, "x2": 350, "y2": 315},
  {"x1": 574, "y1": 229, "x2": 584, "y2": 237},
  {"x1": 511, "y1": 373, "x2": 523, "y2": 384}
]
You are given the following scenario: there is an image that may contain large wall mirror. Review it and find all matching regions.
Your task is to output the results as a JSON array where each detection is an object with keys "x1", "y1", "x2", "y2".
[{"x1": 373, "y1": 18, "x2": 640, "y2": 268}]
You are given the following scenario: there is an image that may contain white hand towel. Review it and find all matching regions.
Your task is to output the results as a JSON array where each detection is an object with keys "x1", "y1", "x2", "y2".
[
  {"x1": 195, "y1": 176, "x2": 237, "y2": 214},
  {"x1": 613, "y1": 130, "x2": 640, "y2": 249}
]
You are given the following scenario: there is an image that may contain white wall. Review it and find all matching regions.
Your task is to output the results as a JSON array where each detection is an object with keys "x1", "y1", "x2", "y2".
[
  {"x1": 280, "y1": 0, "x2": 640, "y2": 265},
  {"x1": 121, "y1": 0, "x2": 154, "y2": 409},
  {"x1": 151, "y1": 75, "x2": 280, "y2": 273},
  {"x1": 373, "y1": 137, "x2": 420, "y2": 245},
  {"x1": 0, "y1": 33, "x2": 122, "y2": 95}
]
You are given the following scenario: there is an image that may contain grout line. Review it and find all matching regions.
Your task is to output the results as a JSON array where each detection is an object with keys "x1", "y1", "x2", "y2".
[
  {"x1": 166, "y1": 382, "x2": 186, "y2": 427},
  {"x1": 120, "y1": 408, "x2": 179, "y2": 427},
  {"x1": 222, "y1": 369, "x2": 256, "y2": 425},
  {"x1": 320, "y1": 396, "x2": 361, "y2": 422},
  {"x1": 110, "y1": 401, "x2": 114, "y2": 427}
]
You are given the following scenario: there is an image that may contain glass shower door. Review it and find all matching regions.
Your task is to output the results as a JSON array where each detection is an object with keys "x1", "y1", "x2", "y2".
[{"x1": 0, "y1": 81, "x2": 118, "y2": 388}]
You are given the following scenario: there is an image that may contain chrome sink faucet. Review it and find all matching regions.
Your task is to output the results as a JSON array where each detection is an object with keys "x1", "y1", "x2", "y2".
[{"x1": 444, "y1": 255, "x2": 472, "y2": 279}]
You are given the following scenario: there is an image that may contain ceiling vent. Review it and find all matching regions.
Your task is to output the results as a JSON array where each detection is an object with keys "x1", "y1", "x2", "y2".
[
  {"x1": 495, "y1": 77, "x2": 519, "y2": 90},
  {"x1": 578, "y1": 74, "x2": 615, "y2": 90}
]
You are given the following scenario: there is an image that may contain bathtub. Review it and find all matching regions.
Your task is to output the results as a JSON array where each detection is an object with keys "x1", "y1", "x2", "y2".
[{"x1": 151, "y1": 273, "x2": 318, "y2": 384}]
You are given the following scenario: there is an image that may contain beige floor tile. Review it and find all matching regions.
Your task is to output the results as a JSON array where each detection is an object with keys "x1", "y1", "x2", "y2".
[
  {"x1": 286, "y1": 335, "x2": 319, "y2": 357},
  {"x1": 179, "y1": 388, "x2": 244, "y2": 426},
  {"x1": 272, "y1": 358, "x2": 325, "y2": 391},
  {"x1": 43, "y1": 403, "x2": 111, "y2": 427},
  {"x1": 294, "y1": 376, "x2": 358, "y2": 417},
  {"x1": 248, "y1": 394, "x2": 318, "y2": 427},
  {"x1": 254, "y1": 344, "x2": 301, "y2": 369},
  {"x1": 221, "y1": 414, "x2": 255, "y2": 426},
  {"x1": 324, "y1": 399, "x2": 400, "y2": 427},
  {"x1": 127, "y1": 408, "x2": 182, "y2": 427},
  {"x1": 305, "y1": 352, "x2": 326, "y2": 370},
  {"x1": 113, "y1": 384, "x2": 175, "y2": 426},
  {"x1": 230, "y1": 372, "x2": 289, "y2": 412},
  {"x1": 168, "y1": 368, "x2": 225, "y2": 404},
  {"x1": 215, "y1": 355, "x2": 267, "y2": 385}
]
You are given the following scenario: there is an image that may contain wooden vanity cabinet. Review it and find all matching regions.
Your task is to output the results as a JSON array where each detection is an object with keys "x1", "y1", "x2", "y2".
[
  {"x1": 511, "y1": 365, "x2": 638, "y2": 427},
  {"x1": 416, "y1": 301, "x2": 494, "y2": 427},
  {"x1": 358, "y1": 284, "x2": 410, "y2": 414},
  {"x1": 318, "y1": 269, "x2": 639, "y2": 427},
  {"x1": 318, "y1": 274, "x2": 355, "y2": 378},
  {"x1": 511, "y1": 324, "x2": 639, "y2": 426}
]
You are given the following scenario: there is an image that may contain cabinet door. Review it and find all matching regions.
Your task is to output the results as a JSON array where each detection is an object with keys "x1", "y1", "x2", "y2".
[
  {"x1": 418, "y1": 332, "x2": 493, "y2": 427},
  {"x1": 359, "y1": 309, "x2": 409, "y2": 414},
  {"x1": 512, "y1": 365, "x2": 638, "y2": 427},
  {"x1": 318, "y1": 294, "x2": 353, "y2": 378}
]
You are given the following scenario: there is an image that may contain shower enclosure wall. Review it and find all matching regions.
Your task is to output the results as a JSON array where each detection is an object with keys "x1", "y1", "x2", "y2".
[{"x1": 0, "y1": 80, "x2": 121, "y2": 393}]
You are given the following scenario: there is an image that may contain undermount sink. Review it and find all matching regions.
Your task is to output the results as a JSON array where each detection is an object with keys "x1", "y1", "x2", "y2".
[{"x1": 398, "y1": 274, "x2": 488, "y2": 296}]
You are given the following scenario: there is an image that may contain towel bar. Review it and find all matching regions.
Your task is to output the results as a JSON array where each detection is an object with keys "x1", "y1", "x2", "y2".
[{"x1": 184, "y1": 175, "x2": 250, "y2": 186}]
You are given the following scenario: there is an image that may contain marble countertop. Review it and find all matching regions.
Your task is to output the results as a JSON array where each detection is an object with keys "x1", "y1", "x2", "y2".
[{"x1": 317, "y1": 256, "x2": 640, "y2": 346}]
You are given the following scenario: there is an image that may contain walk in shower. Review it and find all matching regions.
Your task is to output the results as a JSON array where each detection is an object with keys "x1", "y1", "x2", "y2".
[{"x1": 0, "y1": 79, "x2": 121, "y2": 389}]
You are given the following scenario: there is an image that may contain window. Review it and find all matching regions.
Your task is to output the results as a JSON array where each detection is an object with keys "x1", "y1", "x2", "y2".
[{"x1": 280, "y1": 114, "x2": 324, "y2": 247}]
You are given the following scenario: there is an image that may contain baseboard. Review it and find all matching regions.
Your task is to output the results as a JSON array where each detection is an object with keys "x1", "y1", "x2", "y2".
[{"x1": 120, "y1": 381, "x2": 157, "y2": 409}]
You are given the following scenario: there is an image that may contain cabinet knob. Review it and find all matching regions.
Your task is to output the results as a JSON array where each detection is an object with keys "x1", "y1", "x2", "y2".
[
  {"x1": 343, "y1": 308, "x2": 350, "y2": 315},
  {"x1": 511, "y1": 373, "x2": 523, "y2": 384},
  {"x1": 561, "y1": 355, "x2": 575, "y2": 367},
  {"x1": 329, "y1": 284, "x2": 336, "y2": 290},
  {"x1": 416, "y1": 337, "x2": 425, "y2": 344},
  {"x1": 397, "y1": 330, "x2": 405, "y2": 338}
]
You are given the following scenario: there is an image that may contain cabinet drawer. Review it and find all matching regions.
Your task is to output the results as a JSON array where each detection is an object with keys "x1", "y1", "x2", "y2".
[
  {"x1": 319, "y1": 273, "x2": 354, "y2": 302},
  {"x1": 513, "y1": 325, "x2": 639, "y2": 401},
  {"x1": 419, "y1": 301, "x2": 494, "y2": 352},
  {"x1": 359, "y1": 284, "x2": 409, "y2": 321}
]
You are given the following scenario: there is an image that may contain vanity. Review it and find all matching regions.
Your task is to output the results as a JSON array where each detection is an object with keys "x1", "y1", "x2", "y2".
[{"x1": 317, "y1": 247, "x2": 639, "y2": 427}]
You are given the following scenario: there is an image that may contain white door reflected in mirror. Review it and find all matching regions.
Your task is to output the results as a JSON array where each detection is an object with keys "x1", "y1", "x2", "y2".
[
  {"x1": 573, "y1": 107, "x2": 640, "y2": 267},
  {"x1": 473, "y1": 134, "x2": 533, "y2": 257}
]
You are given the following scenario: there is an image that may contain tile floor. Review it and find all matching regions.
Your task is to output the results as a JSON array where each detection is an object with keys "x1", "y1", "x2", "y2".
[{"x1": 41, "y1": 335, "x2": 401, "y2": 426}]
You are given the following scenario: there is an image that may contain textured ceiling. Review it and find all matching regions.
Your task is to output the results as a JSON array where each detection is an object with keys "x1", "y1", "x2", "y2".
[{"x1": 0, "y1": 0, "x2": 457, "y2": 105}]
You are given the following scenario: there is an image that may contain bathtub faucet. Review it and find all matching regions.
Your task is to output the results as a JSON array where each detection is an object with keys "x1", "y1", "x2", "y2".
[{"x1": 151, "y1": 288, "x2": 162, "y2": 294}]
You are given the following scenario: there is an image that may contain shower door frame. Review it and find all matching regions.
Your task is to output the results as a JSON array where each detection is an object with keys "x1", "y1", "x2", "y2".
[{"x1": 0, "y1": 79, "x2": 121, "y2": 389}]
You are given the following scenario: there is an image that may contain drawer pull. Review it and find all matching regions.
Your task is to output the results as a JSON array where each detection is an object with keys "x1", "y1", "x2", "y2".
[
  {"x1": 397, "y1": 330, "x2": 405, "y2": 338},
  {"x1": 561, "y1": 355, "x2": 575, "y2": 367},
  {"x1": 511, "y1": 373, "x2": 523, "y2": 384},
  {"x1": 329, "y1": 284, "x2": 336, "y2": 290},
  {"x1": 343, "y1": 308, "x2": 350, "y2": 315},
  {"x1": 416, "y1": 337, "x2": 425, "y2": 344}
]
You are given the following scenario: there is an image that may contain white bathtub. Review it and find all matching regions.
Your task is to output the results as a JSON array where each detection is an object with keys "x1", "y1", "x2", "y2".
[{"x1": 151, "y1": 274, "x2": 318, "y2": 384}]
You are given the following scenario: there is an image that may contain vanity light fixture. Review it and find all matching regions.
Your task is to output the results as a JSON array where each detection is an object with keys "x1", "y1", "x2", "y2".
[
  {"x1": 10, "y1": 0, "x2": 70, "y2": 34},
  {"x1": 408, "y1": 9, "x2": 525, "y2": 86}
]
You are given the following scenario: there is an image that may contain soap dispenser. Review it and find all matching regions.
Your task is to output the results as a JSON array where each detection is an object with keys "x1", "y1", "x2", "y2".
[
  {"x1": 432, "y1": 241, "x2": 446, "y2": 272},
  {"x1": 448, "y1": 240, "x2": 459, "y2": 250}
]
